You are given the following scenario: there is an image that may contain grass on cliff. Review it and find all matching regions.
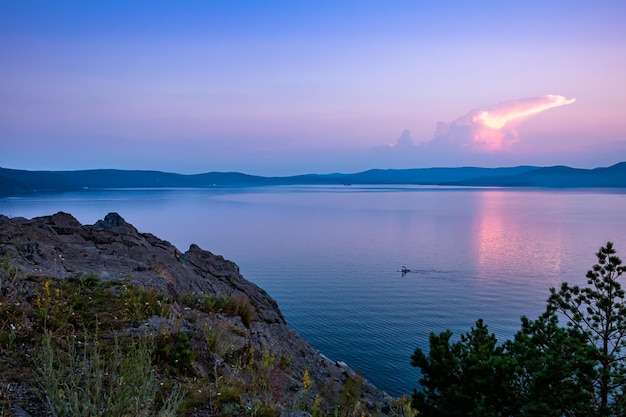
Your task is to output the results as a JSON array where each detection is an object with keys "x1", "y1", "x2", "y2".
[
  {"x1": 37, "y1": 329, "x2": 184, "y2": 417},
  {"x1": 0, "y1": 262, "x2": 186, "y2": 416},
  {"x1": 0, "y1": 255, "x2": 416, "y2": 416},
  {"x1": 180, "y1": 292, "x2": 255, "y2": 327}
]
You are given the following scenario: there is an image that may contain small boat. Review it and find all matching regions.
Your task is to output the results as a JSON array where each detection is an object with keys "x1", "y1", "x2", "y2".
[{"x1": 398, "y1": 264, "x2": 410, "y2": 274}]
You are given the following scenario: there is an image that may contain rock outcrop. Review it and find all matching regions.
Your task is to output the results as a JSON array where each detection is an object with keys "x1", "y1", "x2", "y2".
[{"x1": 0, "y1": 212, "x2": 393, "y2": 416}]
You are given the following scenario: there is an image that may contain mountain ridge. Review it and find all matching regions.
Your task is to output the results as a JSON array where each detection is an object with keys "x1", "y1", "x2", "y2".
[{"x1": 1, "y1": 162, "x2": 626, "y2": 195}]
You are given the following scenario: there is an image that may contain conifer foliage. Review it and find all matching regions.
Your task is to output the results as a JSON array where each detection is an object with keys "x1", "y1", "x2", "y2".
[
  {"x1": 411, "y1": 242, "x2": 626, "y2": 417},
  {"x1": 546, "y1": 242, "x2": 626, "y2": 415}
]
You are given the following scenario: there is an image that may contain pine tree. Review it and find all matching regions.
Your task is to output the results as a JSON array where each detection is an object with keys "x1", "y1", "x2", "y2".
[
  {"x1": 545, "y1": 242, "x2": 626, "y2": 415},
  {"x1": 411, "y1": 319, "x2": 517, "y2": 417},
  {"x1": 411, "y1": 243, "x2": 626, "y2": 416}
]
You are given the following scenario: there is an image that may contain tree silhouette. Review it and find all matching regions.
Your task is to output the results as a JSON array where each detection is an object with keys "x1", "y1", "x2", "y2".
[
  {"x1": 411, "y1": 242, "x2": 626, "y2": 416},
  {"x1": 411, "y1": 319, "x2": 517, "y2": 417},
  {"x1": 545, "y1": 242, "x2": 626, "y2": 415}
]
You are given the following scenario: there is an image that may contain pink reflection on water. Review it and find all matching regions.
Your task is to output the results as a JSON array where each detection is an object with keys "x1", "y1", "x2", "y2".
[{"x1": 472, "y1": 190, "x2": 567, "y2": 287}]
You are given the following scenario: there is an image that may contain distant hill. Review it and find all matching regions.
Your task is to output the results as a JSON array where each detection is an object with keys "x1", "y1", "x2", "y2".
[
  {"x1": 1, "y1": 163, "x2": 626, "y2": 196},
  {"x1": 0, "y1": 168, "x2": 272, "y2": 195},
  {"x1": 443, "y1": 162, "x2": 626, "y2": 188},
  {"x1": 319, "y1": 166, "x2": 538, "y2": 185}
]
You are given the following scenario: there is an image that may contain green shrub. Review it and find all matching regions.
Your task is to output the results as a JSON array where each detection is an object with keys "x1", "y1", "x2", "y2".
[
  {"x1": 122, "y1": 285, "x2": 171, "y2": 322},
  {"x1": 181, "y1": 293, "x2": 254, "y2": 327},
  {"x1": 22, "y1": 276, "x2": 171, "y2": 334},
  {"x1": 204, "y1": 323, "x2": 236, "y2": 359},
  {"x1": 157, "y1": 332, "x2": 196, "y2": 374}
]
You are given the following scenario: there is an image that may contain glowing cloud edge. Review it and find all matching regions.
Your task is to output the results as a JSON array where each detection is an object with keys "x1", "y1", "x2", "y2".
[{"x1": 474, "y1": 94, "x2": 576, "y2": 130}]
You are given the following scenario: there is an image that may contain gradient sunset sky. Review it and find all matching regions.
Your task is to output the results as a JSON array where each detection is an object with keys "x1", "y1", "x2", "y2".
[{"x1": 2, "y1": 1, "x2": 625, "y2": 175}]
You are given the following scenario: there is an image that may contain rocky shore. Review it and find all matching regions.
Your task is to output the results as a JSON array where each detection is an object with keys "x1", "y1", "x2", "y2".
[{"x1": 0, "y1": 212, "x2": 400, "y2": 416}]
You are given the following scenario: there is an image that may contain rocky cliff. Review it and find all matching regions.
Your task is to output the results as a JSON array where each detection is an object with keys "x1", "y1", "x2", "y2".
[{"x1": 0, "y1": 212, "x2": 398, "y2": 416}]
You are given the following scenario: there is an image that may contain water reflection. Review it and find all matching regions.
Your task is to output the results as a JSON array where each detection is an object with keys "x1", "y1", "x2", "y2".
[{"x1": 473, "y1": 190, "x2": 566, "y2": 286}]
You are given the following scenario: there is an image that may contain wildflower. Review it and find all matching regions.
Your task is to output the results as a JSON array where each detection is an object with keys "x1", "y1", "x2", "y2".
[
  {"x1": 311, "y1": 395, "x2": 322, "y2": 416},
  {"x1": 302, "y1": 369, "x2": 312, "y2": 392}
]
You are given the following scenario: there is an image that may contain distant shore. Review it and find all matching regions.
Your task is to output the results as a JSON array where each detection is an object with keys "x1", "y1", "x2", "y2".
[{"x1": 2, "y1": 162, "x2": 626, "y2": 196}]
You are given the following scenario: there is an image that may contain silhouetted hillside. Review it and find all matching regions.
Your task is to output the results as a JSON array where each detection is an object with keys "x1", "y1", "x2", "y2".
[
  {"x1": 326, "y1": 166, "x2": 537, "y2": 184},
  {"x1": 0, "y1": 168, "x2": 270, "y2": 195},
  {"x1": 1, "y1": 163, "x2": 626, "y2": 196},
  {"x1": 0, "y1": 168, "x2": 79, "y2": 194},
  {"x1": 57, "y1": 169, "x2": 271, "y2": 188},
  {"x1": 446, "y1": 162, "x2": 626, "y2": 188}
]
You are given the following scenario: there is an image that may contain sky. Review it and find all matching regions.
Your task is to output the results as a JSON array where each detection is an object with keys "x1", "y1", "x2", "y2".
[{"x1": 1, "y1": 1, "x2": 626, "y2": 175}]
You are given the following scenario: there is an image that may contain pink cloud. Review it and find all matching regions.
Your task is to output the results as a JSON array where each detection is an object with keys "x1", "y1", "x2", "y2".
[{"x1": 431, "y1": 95, "x2": 576, "y2": 152}]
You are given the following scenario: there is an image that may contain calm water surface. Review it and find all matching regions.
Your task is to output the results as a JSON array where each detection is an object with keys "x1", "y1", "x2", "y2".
[{"x1": 2, "y1": 186, "x2": 626, "y2": 396}]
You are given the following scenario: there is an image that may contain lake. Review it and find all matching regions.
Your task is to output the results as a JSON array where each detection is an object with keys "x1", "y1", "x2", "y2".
[{"x1": 2, "y1": 185, "x2": 626, "y2": 396}]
